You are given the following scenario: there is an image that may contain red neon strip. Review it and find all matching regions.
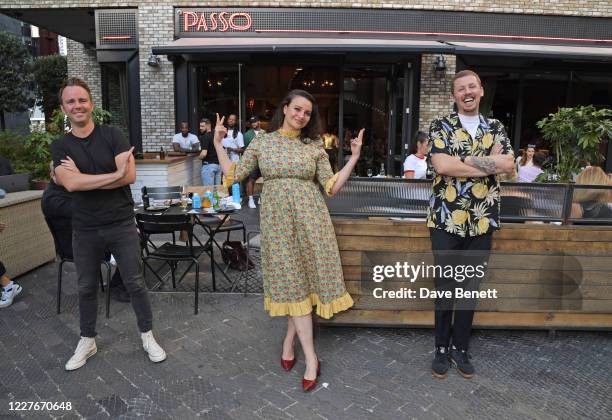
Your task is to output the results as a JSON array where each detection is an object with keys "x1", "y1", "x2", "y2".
[
  {"x1": 102, "y1": 35, "x2": 132, "y2": 40},
  {"x1": 255, "y1": 29, "x2": 612, "y2": 44}
]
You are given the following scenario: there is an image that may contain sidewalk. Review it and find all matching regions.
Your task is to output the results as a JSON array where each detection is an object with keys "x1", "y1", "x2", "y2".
[{"x1": 0, "y1": 207, "x2": 610, "y2": 419}]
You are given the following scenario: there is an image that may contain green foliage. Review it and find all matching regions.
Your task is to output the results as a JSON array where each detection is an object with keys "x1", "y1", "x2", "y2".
[
  {"x1": 0, "y1": 106, "x2": 114, "y2": 181},
  {"x1": 536, "y1": 106, "x2": 612, "y2": 182},
  {"x1": 33, "y1": 54, "x2": 67, "y2": 123},
  {"x1": 0, "y1": 129, "x2": 54, "y2": 181},
  {"x1": 49, "y1": 106, "x2": 112, "y2": 134},
  {"x1": 0, "y1": 31, "x2": 35, "y2": 130}
]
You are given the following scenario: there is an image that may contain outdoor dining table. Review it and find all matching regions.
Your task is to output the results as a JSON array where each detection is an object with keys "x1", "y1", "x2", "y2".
[{"x1": 135, "y1": 203, "x2": 240, "y2": 291}]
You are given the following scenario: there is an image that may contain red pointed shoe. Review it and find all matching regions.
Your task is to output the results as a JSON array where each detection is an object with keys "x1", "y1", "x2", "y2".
[
  {"x1": 281, "y1": 357, "x2": 296, "y2": 372},
  {"x1": 302, "y1": 361, "x2": 321, "y2": 392}
]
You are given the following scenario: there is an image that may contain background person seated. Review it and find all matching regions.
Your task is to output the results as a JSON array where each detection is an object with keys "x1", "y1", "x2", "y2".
[
  {"x1": 172, "y1": 122, "x2": 200, "y2": 152},
  {"x1": 517, "y1": 152, "x2": 546, "y2": 182},
  {"x1": 0, "y1": 222, "x2": 23, "y2": 308},
  {"x1": 571, "y1": 166, "x2": 612, "y2": 220},
  {"x1": 0, "y1": 155, "x2": 13, "y2": 176},
  {"x1": 42, "y1": 164, "x2": 129, "y2": 302}
]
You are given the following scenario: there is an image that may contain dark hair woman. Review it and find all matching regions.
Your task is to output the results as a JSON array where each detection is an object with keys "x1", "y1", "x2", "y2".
[
  {"x1": 213, "y1": 89, "x2": 364, "y2": 392},
  {"x1": 404, "y1": 131, "x2": 429, "y2": 179},
  {"x1": 222, "y1": 113, "x2": 244, "y2": 161}
]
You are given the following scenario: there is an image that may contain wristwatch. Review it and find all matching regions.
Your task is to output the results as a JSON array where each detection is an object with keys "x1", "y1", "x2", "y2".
[{"x1": 460, "y1": 155, "x2": 467, "y2": 163}]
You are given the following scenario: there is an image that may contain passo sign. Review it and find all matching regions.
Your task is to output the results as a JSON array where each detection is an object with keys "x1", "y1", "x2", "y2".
[{"x1": 181, "y1": 11, "x2": 253, "y2": 32}]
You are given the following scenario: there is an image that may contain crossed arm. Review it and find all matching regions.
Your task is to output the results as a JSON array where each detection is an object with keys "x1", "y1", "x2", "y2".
[
  {"x1": 54, "y1": 148, "x2": 135, "y2": 192},
  {"x1": 430, "y1": 143, "x2": 515, "y2": 177}
]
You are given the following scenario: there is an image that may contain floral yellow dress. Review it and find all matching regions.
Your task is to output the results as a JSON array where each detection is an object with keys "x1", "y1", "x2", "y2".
[{"x1": 225, "y1": 129, "x2": 353, "y2": 319}]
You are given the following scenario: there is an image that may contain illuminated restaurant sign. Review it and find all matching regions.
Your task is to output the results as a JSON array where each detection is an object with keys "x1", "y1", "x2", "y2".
[
  {"x1": 174, "y1": 8, "x2": 611, "y2": 44},
  {"x1": 180, "y1": 11, "x2": 252, "y2": 32}
]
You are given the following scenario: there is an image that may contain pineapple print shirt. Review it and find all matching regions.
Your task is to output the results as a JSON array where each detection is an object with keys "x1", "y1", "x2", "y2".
[{"x1": 426, "y1": 112, "x2": 513, "y2": 237}]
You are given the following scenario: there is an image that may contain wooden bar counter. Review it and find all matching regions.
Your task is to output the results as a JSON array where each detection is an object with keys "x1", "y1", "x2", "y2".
[
  {"x1": 323, "y1": 218, "x2": 612, "y2": 331},
  {"x1": 131, "y1": 153, "x2": 202, "y2": 202}
]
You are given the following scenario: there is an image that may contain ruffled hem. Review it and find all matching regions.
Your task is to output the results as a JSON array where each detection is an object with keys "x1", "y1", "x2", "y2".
[
  {"x1": 264, "y1": 292, "x2": 354, "y2": 319},
  {"x1": 222, "y1": 162, "x2": 237, "y2": 189},
  {"x1": 324, "y1": 172, "x2": 340, "y2": 196}
]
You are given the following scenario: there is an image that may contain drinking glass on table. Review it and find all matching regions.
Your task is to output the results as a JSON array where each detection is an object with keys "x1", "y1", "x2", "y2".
[{"x1": 180, "y1": 185, "x2": 189, "y2": 210}]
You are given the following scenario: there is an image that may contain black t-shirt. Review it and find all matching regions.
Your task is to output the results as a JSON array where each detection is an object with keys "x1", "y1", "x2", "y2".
[
  {"x1": 199, "y1": 132, "x2": 219, "y2": 164},
  {"x1": 50, "y1": 125, "x2": 134, "y2": 231}
]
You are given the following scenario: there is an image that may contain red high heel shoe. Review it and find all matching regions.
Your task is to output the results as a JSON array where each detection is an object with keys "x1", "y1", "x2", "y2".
[
  {"x1": 302, "y1": 361, "x2": 321, "y2": 392},
  {"x1": 281, "y1": 356, "x2": 296, "y2": 372}
]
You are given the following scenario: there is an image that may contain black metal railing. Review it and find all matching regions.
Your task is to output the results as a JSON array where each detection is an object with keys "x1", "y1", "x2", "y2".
[{"x1": 325, "y1": 178, "x2": 612, "y2": 225}]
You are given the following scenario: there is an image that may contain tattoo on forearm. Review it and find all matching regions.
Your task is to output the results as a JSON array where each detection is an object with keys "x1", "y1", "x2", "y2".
[{"x1": 469, "y1": 157, "x2": 497, "y2": 175}]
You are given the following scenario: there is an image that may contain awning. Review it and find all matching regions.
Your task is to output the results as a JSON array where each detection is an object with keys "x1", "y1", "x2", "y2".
[
  {"x1": 152, "y1": 37, "x2": 451, "y2": 55},
  {"x1": 450, "y1": 41, "x2": 612, "y2": 61}
]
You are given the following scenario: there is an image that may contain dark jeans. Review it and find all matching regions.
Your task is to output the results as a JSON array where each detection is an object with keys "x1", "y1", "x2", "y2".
[
  {"x1": 429, "y1": 228, "x2": 493, "y2": 351},
  {"x1": 73, "y1": 220, "x2": 152, "y2": 337}
]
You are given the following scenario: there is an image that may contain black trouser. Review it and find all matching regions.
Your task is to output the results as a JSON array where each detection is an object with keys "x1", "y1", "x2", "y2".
[
  {"x1": 429, "y1": 228, "x2": 492, "y2": 351},
  {"x1": 73, "y1": 220, "x2": 152, "y2": 337}
]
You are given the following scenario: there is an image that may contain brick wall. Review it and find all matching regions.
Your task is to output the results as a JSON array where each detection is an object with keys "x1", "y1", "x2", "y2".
[
  {"x1": 137, "y1": 4, "x2": 176, "y2": 151},
  {"x1": 66, "y1": 39, "x2": 102, "y2": 106},
  {"x1": 418, "y1": 54, "x2": 456, "y2": 132}
]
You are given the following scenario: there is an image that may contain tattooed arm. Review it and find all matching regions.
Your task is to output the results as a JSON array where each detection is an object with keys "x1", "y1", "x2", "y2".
[
  {"x1": 430, "y1": 154, "x2": 490, "y2": 177},
  {"x1": 465, "y1": 154, "x2": 515, "y2": 175}
]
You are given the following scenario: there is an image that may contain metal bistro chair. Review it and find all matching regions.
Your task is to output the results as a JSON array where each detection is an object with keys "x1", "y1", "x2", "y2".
[
  {"x1": 44, "y1": 217, "x2": 111, "y2": 318},
  {"x1": 136, "y1": 213, "x2": 209, "y2": 314}
]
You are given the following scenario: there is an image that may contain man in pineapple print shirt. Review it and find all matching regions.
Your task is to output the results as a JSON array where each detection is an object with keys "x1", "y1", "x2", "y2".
[{"x1": 426, "y1": 70, "x2": 514, "y2": 379}]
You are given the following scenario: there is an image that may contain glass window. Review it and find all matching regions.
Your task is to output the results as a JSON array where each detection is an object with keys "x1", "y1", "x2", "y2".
[{"x1": 195, "y1": 65, "x2": 240, "y2": 124}]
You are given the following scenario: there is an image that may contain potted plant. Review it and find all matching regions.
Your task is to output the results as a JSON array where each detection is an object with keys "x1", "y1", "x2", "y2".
[{"x1": 536, "y1": 105, "x2": 612, "y2": 182}]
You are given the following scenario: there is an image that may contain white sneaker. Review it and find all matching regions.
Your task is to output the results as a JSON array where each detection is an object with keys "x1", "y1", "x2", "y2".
[
  {"x1": 141, "y1": 331, "x2": 166, "y2": 363},
  {"x1": 248, "y1": 197, "x2": 256, "y2": 208},
  {"x1": 0, "y1": 283, "x2": 22, "y2": 308},
  {"x1": 65, "y1": 337, "x2": 97, "y2": 371}
]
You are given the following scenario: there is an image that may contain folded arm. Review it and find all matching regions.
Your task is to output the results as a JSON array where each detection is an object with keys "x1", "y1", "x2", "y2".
[
  {"x1": 431, "y1": 153, "x2": 514, "y2": 177},
  {"x1": 55, "y1": 148, "x2": 134, "y2": 192}
]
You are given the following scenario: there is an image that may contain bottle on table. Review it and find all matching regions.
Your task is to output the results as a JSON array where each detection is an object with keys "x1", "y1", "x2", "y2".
[
  {"x1": 203, "y1": 191, "x2": 212, "y2": 208},
  {"x1": 141, "y1": 186, "x2": 150, "y2": 209},
  {"x1": 379, "y1": 162, "x2": 385, "y2": 177},
  {"x1": 192, "y1": 193, "x2": 201, "y2": 209},
  {"x1": 159, "y1": 146, "x2": 165, "y2": 160},
  {"x1": 213, "y1": 190, "x2": 220, "y2": 210},
  {"x1": 232, "y1": 183, "x2": 241, "y2": 204}
]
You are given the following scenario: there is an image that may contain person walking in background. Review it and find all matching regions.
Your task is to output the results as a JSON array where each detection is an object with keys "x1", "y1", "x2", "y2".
[
  {"x1": 403, "y1": 131, "x2": 429, "y2": 179},
  {"x1": 427, "y1": 70, "x2": 514, "y2": 380},
  {"x1": 198, "y1": 118, "x2": 221, "y2": 186},
  {"x1": 51, "y1": 77, "x2": 165, "y2": 371},
  {"x1": 213, "y1": 90, "x2": 363, "y2": 392},
  {"x1": 221, "y1": 114, "x2": 244, "y2": 162},
  {"x1": 244, "y1": 116, "x2": 265, "y2": 208},
  {"x1": 0, "y1": 222, "x2": 23, "y2": 309}
]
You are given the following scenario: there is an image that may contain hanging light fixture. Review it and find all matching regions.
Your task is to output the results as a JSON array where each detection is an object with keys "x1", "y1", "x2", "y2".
[{"x1": 434, "y1": 55, "x2": 447, "y2": 72}]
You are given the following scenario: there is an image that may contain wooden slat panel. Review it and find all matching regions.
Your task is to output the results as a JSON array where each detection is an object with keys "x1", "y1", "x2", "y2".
[{"x1": 320, "y1": 310, "x2": 612, "y2": 329}]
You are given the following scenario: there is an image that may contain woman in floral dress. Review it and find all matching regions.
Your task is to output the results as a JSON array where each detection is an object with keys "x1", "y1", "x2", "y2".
[{"x1": 213, "y1": 90, "x2": 363, "y2": 391}]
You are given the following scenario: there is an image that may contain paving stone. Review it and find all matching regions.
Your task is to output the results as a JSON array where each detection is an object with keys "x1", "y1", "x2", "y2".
[{"x1": 1, "y1": 212, "x2": 610, "y2": 420}]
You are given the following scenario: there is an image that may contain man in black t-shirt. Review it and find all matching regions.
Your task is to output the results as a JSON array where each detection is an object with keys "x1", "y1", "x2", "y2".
[
  {"x1": 51, "y1": 77, "x2": 165, "y2": 371},
  {"x1": 198, "y1": 118, "x2": 221, "y2": 185}
]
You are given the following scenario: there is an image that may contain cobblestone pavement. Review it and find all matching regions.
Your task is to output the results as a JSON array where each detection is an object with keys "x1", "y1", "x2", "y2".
[{"x1": 1, "y1": 207, "x2": 611, "y2": 419}]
